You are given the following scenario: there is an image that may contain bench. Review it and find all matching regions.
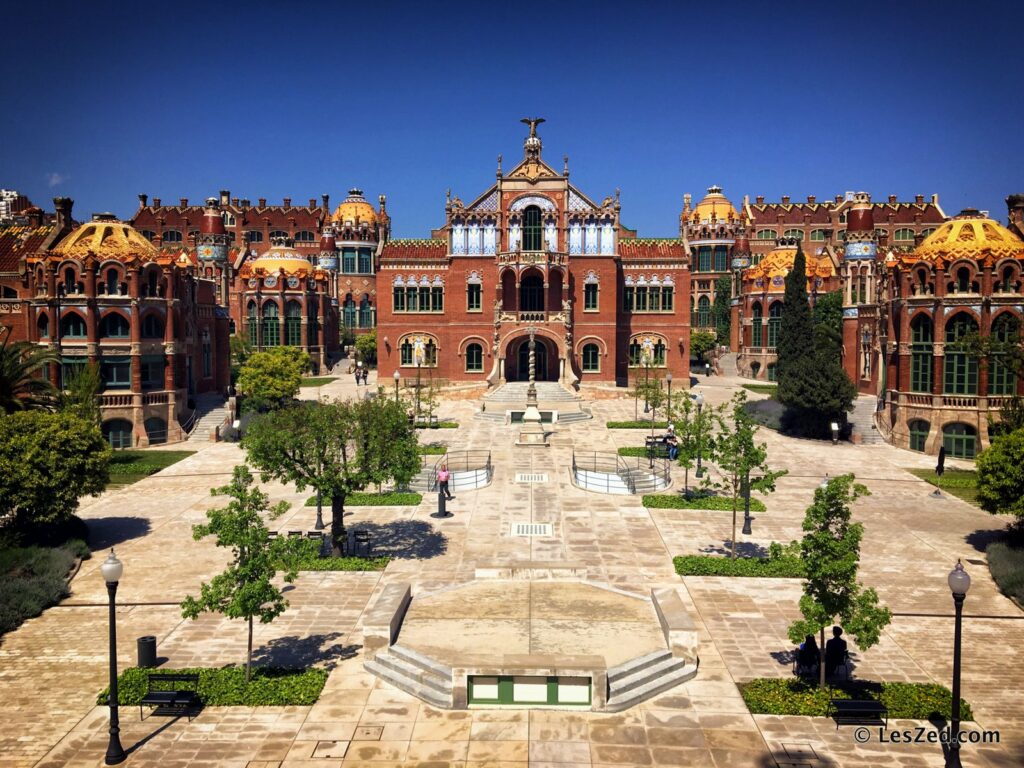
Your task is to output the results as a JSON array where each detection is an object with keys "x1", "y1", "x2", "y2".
[
  {"x1": 644, "y1": 437, "x2": 671, "y2": 458},
  {"x1": 827, "y1": 698, "x2": 888, "y2": 728},
  {"x1": 139, "y1": 672, "x2": 201, "y2": 720}
]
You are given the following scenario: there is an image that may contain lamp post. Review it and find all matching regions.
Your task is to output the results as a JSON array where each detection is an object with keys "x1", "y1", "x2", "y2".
[
  {"x1": 101, "y1": 550, "x2": 126, "y2": 765},
  {"x1": 415, "y1": 358, "x2": 422, "y2": 427},
  {"x1": 666, "y1": 371, "x2": 673, "y2": 423},
  {"x1": 946, "y1": 560, "x2": 970, "y2": 768},
  {"x1": 643, "y1": 356, "x2": 651, "y2": 415},
  {"x1": 393, "y1": 369, "x2": 400, "y2": 405},
  {"x1": 695, "y1": 392, "x2": 705, "y2": 477},
  {"x1": 820, "y1": 474, "x2": 830, "y2": 491},
  {"x1": 741, "y1": 469, "x2": 752, "y2": 535}
]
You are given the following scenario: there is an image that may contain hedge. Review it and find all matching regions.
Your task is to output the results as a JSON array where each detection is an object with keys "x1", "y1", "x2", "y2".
[
  {"x1": 643, "y1": 494, "x2": 767, "y2": 512},
  {"x1": 282, "y1": 539, "x2": 390, "y2": 571},
  {"x1": 986, "y1": 541, "x2": 1024, "y2": 604},
  {"x1": 417, "y1": 445, "x2": 448, "y2": 455},
  {"x1": 739, "y1": 678, "x2": 972, "y2": 720},
  {"x1": 607, "y1": 421, "x2": 669, "y2": 429},
  {"x1": 304, "y1": 492, "x2": 422, "y2": 506},
  {"x1": 97, "y1": 666, "x2": 328, "y2": 707},
  {"x1": 742, "y1": 399, "x2": 784, "y2": 431},
  {"x1": 673, "y1": 553, "x2": 804, "y2": 578}
]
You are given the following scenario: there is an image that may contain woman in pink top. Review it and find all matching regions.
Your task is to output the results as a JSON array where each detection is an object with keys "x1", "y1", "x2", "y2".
[{"x1": 437, "y1": 464, "x2": 453, "y2": 500}]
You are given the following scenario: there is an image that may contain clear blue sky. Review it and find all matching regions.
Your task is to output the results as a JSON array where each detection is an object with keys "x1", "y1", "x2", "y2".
[{"x1": 2, "y1": 0, "x2": 1021, "y2": 237}]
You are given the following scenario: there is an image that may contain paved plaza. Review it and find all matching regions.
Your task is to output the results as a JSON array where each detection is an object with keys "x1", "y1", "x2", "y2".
[{"x1": 1, "y1": 371, "x2": 1021, "y2": 768}]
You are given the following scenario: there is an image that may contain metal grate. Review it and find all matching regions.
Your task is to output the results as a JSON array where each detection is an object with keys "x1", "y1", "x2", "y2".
[
  {"x1": 513, "y1": 522, "x2": 553, "y2": 537},
  {"x1": 515, "y1": 472, "x2": 549, "y2": 483}
]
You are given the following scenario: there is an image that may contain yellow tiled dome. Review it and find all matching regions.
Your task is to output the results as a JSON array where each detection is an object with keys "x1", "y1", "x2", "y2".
[
  {"x1": 744, "y1": 243, "x2": 835, "y2": 292},
  {"x1": 331, "y1": 188, "x2": 377, "y2": 226},
  {"x1": 909, "y1": 211, "x2": 1024, "y2": 266},
  {"x1": 248, "y1": 240, "x2": 313, "y2": 275},
  {"x1": 690, "y1": 185, "x2": 737, "y2": 223},
  {"x1": 53, "y1": 215, "x2": 159, "y2": 260}
]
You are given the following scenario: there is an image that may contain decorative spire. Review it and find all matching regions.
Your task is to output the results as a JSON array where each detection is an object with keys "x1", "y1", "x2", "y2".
[{"x1": 520, "y1": 116, "x2": 545, "y2": 160}]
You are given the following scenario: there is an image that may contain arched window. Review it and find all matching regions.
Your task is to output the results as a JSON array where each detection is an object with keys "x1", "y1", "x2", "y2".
[
  {"x1": 696, "y1": 296, "x2": 711, "y2": 327},
  {"x1": 139, "y1": 230, "x2": 156, "y2": 242},
  {"x1": 989, "y1": 314, "x2": 1019, "y2": 395},
  {"x1": 894, "y1": 228, "x2": 916, "y2": 242},
  {"x1": 358, "y1": 294, "x2": 373, "y2": 328},
  {"x1": 246, "y1": 230, "x2": 264, "y2": 243},
  {"x1": 943, "y1": 423, "x2": 977, "y2": 459},
  {"x1": 100, "y1": 313, "x2": 130, "y2": 338},
  {"x1": 399, "y1": 337, "x2": 437, "y2": 367},
  {"x1": 162, "y1": 230, "x2": 182, "y2": 243},
  {"x1": 104, "y1": 268, "x2": 120, "y2": 295},
  {"x1": 783, "y1": 229, "x2": 804, "y2": 241},
  {"x1": 343, "y1": 293, "x2": 356, "y2": 328},
  {"x1": 247, "y1": 301, "x2": 258, "y2": 347},
  {"x1": 262, "y1": 302, "x2": 280, "y2": 347},
  {"x1": 102, "y1": 419, "x2": 134, "y2": 449},
  {"x1": 955, "y1": 266, "x2": 971, "y2": 293},
  {"x1": 144, "y1": 416, "x2": 168, "y2": 445},
  {"x1": 751, "y1": 302, "x2": 763, "y2": 347},
  {"x1": 285, "y1": 300, "x2": 302, "y2": 346},
  {"x1": 269, "y1": 230, "x2": 288, "y2": 240},
  {"x1": 908, "y1": 419, "x2": 930, "y2": 452},
  {"x1": 465, "y1": 342, "x2": 483, "y2": 372},
  {"x1": 755, "y1": 229, "x2": 777, "y2": 240},
  {"x1": 582, "y1": 343, "x2": 600, "y2": 372},
  {"x1": 141, "y1": 314, "x2": 163, "y2": 338},
  {"x1": 628, "y1": 338, "x2": 666, "y2": 367},
  {"x1": 63, "y1": 267, "x2": 77, "y2": 295},
  {"x1": 61, "y1": 312, "x2": 86, "y2": 338},
  {"x1": 766, "y1": 362, "x2": 777, "y2": 382},
  {"x1": 37, "y1": 313, "x2": 49, "y2": 338},
  {"x1": 943, "y1": 313, "x2": 978, "y2": 395},
  {"x1": 767, "y1": 302, "x2": 782, "y2": 349},
  {"x1": 522, "y1": 206, "x2": 542, "y2": 251},
  {"x1": 997, "y1": 265, "x2": 1018, "y2": 293},
  {"x1": 293, "y1": 230, "x2": 315, "y2": 242},
  {"x1": 809, "y1": 229, "x2": 829, "y2": 241},
  {"x1": 910, "y1": 314, "x2": 933, "y2": 393}
]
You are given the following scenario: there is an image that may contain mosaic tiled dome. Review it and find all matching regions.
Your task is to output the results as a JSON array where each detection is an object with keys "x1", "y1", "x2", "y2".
[
  {"x1": 331, "y1": 188, "x2": 377, "y2": 226},
  {"x1": 908, "y1": 210, "x2": 1024, "y2": 266},
  {"x1": 53, "y1": 214, "x2": 159, "y2": 260}
]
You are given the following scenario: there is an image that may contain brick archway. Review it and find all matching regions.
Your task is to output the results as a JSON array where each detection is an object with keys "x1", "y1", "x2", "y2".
[{"x1": 497, "y1": 327, "x2": 567, "y2": 384}]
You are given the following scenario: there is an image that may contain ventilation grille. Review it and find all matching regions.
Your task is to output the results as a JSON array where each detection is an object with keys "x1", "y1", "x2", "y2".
[
  {"x1": 513, "y1": 522, "x2": 553, "y2": 537},
  {"x1": 515, "y1": 472, "x2": 549, "y2": 483}
]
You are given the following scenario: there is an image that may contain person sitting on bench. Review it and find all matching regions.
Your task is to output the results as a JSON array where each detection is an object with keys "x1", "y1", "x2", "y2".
[
  {"x1": 825, "y1": 626, "x2": 848, "y2": 677},
  {"x1": 796, "y1": 634, "x2": 819, "y2": 674},
  {"x1": 664, "y1": 433, "x2": 679, "y2": 460}
]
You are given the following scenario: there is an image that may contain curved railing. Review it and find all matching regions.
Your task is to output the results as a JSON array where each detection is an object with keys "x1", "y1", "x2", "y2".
[
  {"x1": 418, "y1": 449, "x2": 493, "y2": 492},
  {"x1": 571, "y1": 451, "x2": 671, "y2": 495}
]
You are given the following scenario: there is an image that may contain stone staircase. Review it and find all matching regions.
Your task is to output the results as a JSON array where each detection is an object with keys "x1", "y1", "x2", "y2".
[
  {"x1": 605, "y1": 649, "x2": 699, "y2": 712},
  {"x1": 364, "y1": 644, "x2": 453, "y2": 709},
  {"x1": 717, "y1": 351, "x2": 738, "y2": 377},
  {"x1": 849, "y1": 395, "x2": 887, "y2": 445},
  {"x1": 184, "y1": 395, "x2": 229, "y2": 442},
  {"x1": 619, "y1": 466, "x2": 670, "y2": 494},
  {"x1": 485, "y1": 381, "x2": 579, "y2": 402},
  {"x1": 405, "y1": 468, "x2": 437, "y2": 493}
]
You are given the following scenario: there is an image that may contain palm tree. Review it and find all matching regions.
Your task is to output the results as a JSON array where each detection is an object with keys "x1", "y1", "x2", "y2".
[{"x1": 0, "y1": 325, "x2": 59, "y2": 413}]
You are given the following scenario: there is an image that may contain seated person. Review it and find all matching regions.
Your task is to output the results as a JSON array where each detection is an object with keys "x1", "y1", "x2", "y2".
[
  {"x1": 824, "y1": 626, "x2": 848, "y2": 677},
  {"x1": 665, "y1": 434, "x2": 679, "y2": 460},
  {"x1": 796, "y1": 634, "x2": 819, "y2": 673}
]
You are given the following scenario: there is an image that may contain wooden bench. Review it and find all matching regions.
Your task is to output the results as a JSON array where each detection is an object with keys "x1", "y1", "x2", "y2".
[
  {"x1": 827, "y1": 698, "x2": 888, "y2": 728},
  {"x1": 139, "y1": 672, "x2": 201, "y2": 720},
  {"x1": 644, "y1": 437, "x2": 671, "y2": 458}
]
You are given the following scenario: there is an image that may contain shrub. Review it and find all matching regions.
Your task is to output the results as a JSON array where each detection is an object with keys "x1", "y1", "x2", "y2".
[
  {"x1": 673, "y1": 545, "x2": 804, "y2": 578},
  {"x1": 607, "y1": 421, "x2": 670, "y2": 429},
  {"x1": 739, "y1": 678, "x2": 972, "y2": 720},
  {"x1": 742, "y1": 399, "x2": 784, "y2": 431},
  {"x1": 986, "y1": 541, "x2": 1024, "y2": 604},
  {"x1": 305, "y1": 492, "x2": 422, "y2": 507},
  {"x1": 97, "y1": 666, "x2": 328, "y2": 707},
  {"x1": 417, "y1": 445, "x2": 448, "y2": 455},
  {"x1": 0, "y1": 544, "x2": 80, "y2": 635},
  {"x1": 643, "y1": 494, "x2": 767, "y2": 512},
  {"x1": 282, "y1": 538, "x2": 390, "y2": 572}
]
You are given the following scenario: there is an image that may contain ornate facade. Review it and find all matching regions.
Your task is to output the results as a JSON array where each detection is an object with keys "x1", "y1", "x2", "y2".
[{"x1": 375, "y1": 122, "x2": 692, "y2": 388}]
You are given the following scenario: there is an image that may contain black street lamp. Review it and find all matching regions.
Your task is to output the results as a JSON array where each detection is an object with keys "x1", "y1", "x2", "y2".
[
  {"x1": 415, "y1": 358, "x2": 422, "y2": 426},
  {"x1": 695, "y1": 392, "x2": 705, "y2": 477},
  {"x1": 946, "y1": 560, "x2": 971, "y2": 768},
  {"x1": 643, "y1": 358, "x2": 651, "y2": 415},
  {"x1": 100, "y1": 550, "x2": 126, "y2": 765},
  {"x1": 666, "y1": 371, "x2": 673, "y2": 423},
  {"x1": 393, "y1": 369, "x2": 400, "y2": 405}
]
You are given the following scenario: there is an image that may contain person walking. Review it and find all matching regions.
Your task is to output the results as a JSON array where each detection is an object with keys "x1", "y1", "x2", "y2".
[{"x1": 437, "y1": 463, "x2": 454, "y2": 500}]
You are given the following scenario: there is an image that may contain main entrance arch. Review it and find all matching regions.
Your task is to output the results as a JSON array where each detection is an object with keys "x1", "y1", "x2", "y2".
[{"x1": 505, "y1": 336, "x2": 557, "y2": 381}]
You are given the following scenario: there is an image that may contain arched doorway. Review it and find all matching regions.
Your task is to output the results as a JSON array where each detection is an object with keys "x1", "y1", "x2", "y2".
[
  {"x1": 506, "y1": 336, "x2": 556, "y2": 381},
  {"x1": 519, "y1": 270, "x2": 544, "y2": 313}
]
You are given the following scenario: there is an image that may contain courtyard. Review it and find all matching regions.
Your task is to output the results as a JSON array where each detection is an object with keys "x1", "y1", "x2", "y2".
[{"x1": 1, "y1": 369, "x2": 1021, "y2": 768}]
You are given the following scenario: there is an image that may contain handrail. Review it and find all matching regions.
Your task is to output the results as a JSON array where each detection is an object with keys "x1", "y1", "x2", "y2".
[
  {"x1": 420, "y1": 449, "x2": 493, "y2": 492},
  {"x1": 571, "y1": 449, "x2": 671, "y2": 495},
  {"x1": 179, "y1": 406, "x2": 200, "y2": 435}
]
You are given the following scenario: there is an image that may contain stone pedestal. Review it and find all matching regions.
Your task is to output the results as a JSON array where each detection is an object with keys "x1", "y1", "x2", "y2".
[{"x1": 516, "y1": 384, "x2": 550, "y2": 447}]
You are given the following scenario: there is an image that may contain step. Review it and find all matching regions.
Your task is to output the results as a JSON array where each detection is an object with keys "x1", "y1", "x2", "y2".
[
  {"x1": 371, "y1": 652, "x2": 451, "y2": 695},
  {"x1": 608, "y1": 649, "x2": 672, "y2": 684},
  {"x1": 605, "y1": 661, "x2": 699, "y2": 712},
  {"x1": 363, "y1": 659, "x2": 452, "y2": 708},
  {"x1": 608, "y1": 654, "x2": 688, "y2": 698},
  {"x1": 389, "y1": 644, "x2": 453, "y2": 679}
]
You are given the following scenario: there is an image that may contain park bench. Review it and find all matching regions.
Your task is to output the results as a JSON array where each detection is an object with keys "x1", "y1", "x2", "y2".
[
  {"x1": 644, "y1": 436, "x2": 671, "y2": 458},
  {"x1": 139, "y1": 672, "x2": 201, "y2": 720},
  {"x1": 827, "y1": 697, "x2": 888, "y2": 728}
]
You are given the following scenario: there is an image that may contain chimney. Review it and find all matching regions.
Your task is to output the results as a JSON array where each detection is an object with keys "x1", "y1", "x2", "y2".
[
  {"x1": 835, "y1": 195, "x2": 842, "y2": 204},
  {"x1": 283, "y1": 197, "x2": 291, "y2": 207},
  {"x1": 755, "y1": 195, "x2": 764, "y2": 205},
  {"x1": 915, "y1": 194, "x2": 924, "y2": 204},
  {"x1": 781, "y1": 195, "x2": 790, "y2": 205},
  {"x1": 220, "y1": 189, "x2": 230, "y2": 206},
  {"x1": 258, "y1": 198, "x2": 266, "y2": 207},
  {"x1": 888, "y1": 194, "x2": 897, "y2": 204},
  {"x1": 180, "y1": 198, "x2": 188, "y2": 207},
  {"x1": 322, "y1": 193, "x2": 330, "y2": 210},
  {"x1": 138, "y1": 193, "x2": 148, "y2": 207},
  {"x1": 308, "y1": 198, "x2": 316, "y2": 208},
  {"x1": 232, "y1": 197, "x2": 239, "y2": 206},
  {"x1": 153, "y1": 197, "x2": 161, "y2": 207},
  {"x1": 914, "y1": 232, "x2": 925, "y2": 247},
  {"x1": 807, "y1": 195, "x2": 816, "y2": 204},
  {"x1": 240, "y1": 198, "x2": 249, "y2": 208},
  {"x1": 53, "y1": 197, "x2": 74, "y2": 231}
]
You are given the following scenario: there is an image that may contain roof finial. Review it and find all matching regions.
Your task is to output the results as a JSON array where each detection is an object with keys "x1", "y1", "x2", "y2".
[{"x1": 521, "y1": 117, "x2": 544, "y2": 159}]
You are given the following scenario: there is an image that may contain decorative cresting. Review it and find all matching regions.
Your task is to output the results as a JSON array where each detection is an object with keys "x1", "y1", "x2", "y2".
[
  {"x1": 743, "y1": 239, "x2": 836, "y2": 291},
  {"x1": 905, "y1": 210, "x2": 1024, "y2": 267},
  {"x1": 331, "y1": 188, "x2": 378, "y2": 226},
  {"x1": 246, "y1": 237, "x2": 314, "y2": 276},
  {"x1": 52, "y1": 214, "x2": 159, "y2": 260}
]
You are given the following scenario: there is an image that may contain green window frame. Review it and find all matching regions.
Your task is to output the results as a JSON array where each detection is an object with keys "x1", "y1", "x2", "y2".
[
  {"x1": 943, "y1": 314, "x2": 979, "y2": 395},
  {"x1": 783, "y1": 229, "x2": 804, "y2": 241},
  {"x1": 102, "y1": 419, "x2": 134, "y2": 449},
  {"x1": 467, "y1": 675, "x2": 591, "y2": 707},
  {"x1": 431, "y1": 286, "x2": 444, "y2": 312},
  {"x1": 343, "y1": 296, "x2": 356, "y2": 328},
  {"x1": 662, "y1": 286, "x2": 674, "y2": 312},
  {"x1": 399, "y1": 338, "x2": 438, "y2": 367},
  {"x1": 523, "y1": 206, "x2": 542, "y2": 250},
  {"x1": 393, "y1": 287, "x2": 406, "y2": 312},
  {"x1": 894, "y1": 228, "x2": 915, "y2": 242},
  {"x1": 60, "y1": 357, "x2": 86, "y2": 389},
  {"x1": 584, "y1": 283, "x2": 598, "y2": 311},
  {"x1": 358, "y1": 248, "x2": 372, "y2": 274},
  {"x1": 767, "y1": 303, "x2": 782, "y2": 349},
  {"x1": 262, "y1": 303, "x2": 280, "y2": 347},
  {"x1": 465, "y1": 343, "x2": 483, "y2": 372},
  {"x1": 247, "y1": 302, "x2": 258, "y2": 347},
  {"x1": 988, "y1": 314, "x2": 1019, "y2": 395},
  {"x1": 285, "y1": 301, "x2": 302, "y2": 346},
  {"x1": 467, "y1": 283, "x2": 482, "y2": 312},
  {"x1": 342, "y1": 248, "x2": 357, "y2": 273},
  {"x1": 358, "y1": 297, "x2": 373, "y2": 328},
  {"x1": 627, "y1": 339, "x2": 666, "y2": 367},
  {"x1": 624, "y1": 286, "x2": 634, "y2": 311},
  {"x1": 767, "y1": 362, "x2": 777, "y2": 382},
  {"x1": 582, "y1": 343, "x2": 600, "y2": 372},
  {"x1": 942, "y1": 423, "x2": 977, "y2": 459},
  {"x1": 752, "y1": 303, "x2": 763, "y2": 347},
  {"x1": 755, "y1": 229, "x2": 777, "y2": 241},
  {"x1": 61, "y1": 313, "x2": 87, "y2": 338},
  {"x1": 809, "y1": 229, "x2": 829, "y2": 241},
  {"x1": 713, "y1": 246, "x2": 729, "y2": 272},
  {"x1": 100, "y1": 356, "x2": 132, "y2": 390},
  {"x1": 908, "y1": 419, "x2": 929, "y2": 452},
  {"x1": 910, "y1": 314, "x2": 933, "y2": 393},
  {"x1": 696, "y1": 296, "x2": 711, "y2": 327},
  {"x1": 697, "y1": 246, "x2": 711, "y2": 272},
  {"x1": 141, "y1": 354, "x2": 165, "y2": 390}
]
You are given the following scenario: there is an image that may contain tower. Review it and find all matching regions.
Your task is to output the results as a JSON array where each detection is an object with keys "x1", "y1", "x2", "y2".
[
  {"x1": 729, "y1": 226, "x2": 752, "y2": 351},
  {"x1": 318, "y1": 225, "x2": 339, "y2": 297},
  {"x1": 840, "y1": 192, "x2": 878, "y2": 392},
  {"x1": 196, "y1": 197, "x2": 231, "y2": 305}
]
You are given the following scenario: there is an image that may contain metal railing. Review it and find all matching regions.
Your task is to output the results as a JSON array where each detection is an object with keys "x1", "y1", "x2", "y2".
[
  {"x1": 414, "y1": 449, "x2": 493, "y2": 492},
  {"x1": 571, "y1": 450, "x2": 671, "y2": 495}
]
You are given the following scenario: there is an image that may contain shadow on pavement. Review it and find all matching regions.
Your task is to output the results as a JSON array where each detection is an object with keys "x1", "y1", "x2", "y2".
[
  {"x1": 87, "y1": 516, "x2": 152, "y2": 551},
  {"x1": 349, "y1": 519, "x2": 448, "y2": 560},
  {"x1": 251, "y1": 632, "x2": 359, "y2": 671},
  {"x1": 698, "y1": 540, "x2": 770, "y2": 558}
]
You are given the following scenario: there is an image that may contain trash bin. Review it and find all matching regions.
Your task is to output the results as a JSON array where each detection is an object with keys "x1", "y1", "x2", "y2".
[{"x1": 137, "y1": 635, "x2": 157, "y2": 668}]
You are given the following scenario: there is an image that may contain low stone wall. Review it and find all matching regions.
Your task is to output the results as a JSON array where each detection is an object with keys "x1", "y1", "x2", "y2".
[
  {"x1": 362, "y1": 582, "x2": 412, "y2": 659},
  {"x1": 651, "y1": 587, "x2": 699, "y2": 664},
  {"x1": 451, "y1": 653, "x2": 608, "y2": 710},
  {"x1": 474, "y1": 562, "x2": 588, "y2": 580}
]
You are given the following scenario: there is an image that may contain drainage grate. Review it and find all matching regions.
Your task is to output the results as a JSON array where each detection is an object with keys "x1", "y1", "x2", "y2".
[
  {"x1": 515, "y1": 472, "x2": 549, "y2": 483},
  {"x1": 513, "y1": 522, "x2": 553, "y2": 537}
]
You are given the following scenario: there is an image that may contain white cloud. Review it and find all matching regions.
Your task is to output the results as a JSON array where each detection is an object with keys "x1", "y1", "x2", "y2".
[{"x1": 46, "y1": 172, "x2": 69, "y2": 188}]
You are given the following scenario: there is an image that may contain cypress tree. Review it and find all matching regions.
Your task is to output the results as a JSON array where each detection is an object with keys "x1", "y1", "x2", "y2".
[
  {"x1": 776, "y1": 245, "x2": 813, "y2": 401},
  {"x1": 712, "y1": 275, "x2": 732, "y2": 345}
]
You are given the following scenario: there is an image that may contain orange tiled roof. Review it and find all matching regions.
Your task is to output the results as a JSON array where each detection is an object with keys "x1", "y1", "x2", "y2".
[
  {"x1": 0, "y1": 225, "x2": 54, "y2": 272},
  {"x1": 618, "y1": 238, "x2": 689, "y2": 261},
  {"x1": 380, "y1": 239, "x2": 447, "y2": 261}
]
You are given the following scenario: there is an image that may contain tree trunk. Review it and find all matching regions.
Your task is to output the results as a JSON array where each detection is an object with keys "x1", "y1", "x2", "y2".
[
  {"x1": 683, "y1": 467, "x2": 689, "y2": 497},
  {"x1": 246, "y1": 615, "x2": 253, "y2": 682},
  {"x1": 818, "y1": 626, "x2": 826, "y2": 688},
  {"x1": 331, "y1": 493, "x2": 347, "y2": 556},
  {"x1": 731, "y1": 482, "x2": 738, "y2": 559}
]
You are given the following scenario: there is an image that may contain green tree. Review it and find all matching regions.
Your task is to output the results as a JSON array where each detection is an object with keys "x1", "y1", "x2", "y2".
[
  {"x1": 712, "y1": 275, "x2": 732, "y2": 346},
  {"x1": 181, "y1": 465, "x2": 296, "y2": 680},
  {"x1": 707, "y1": 392, "x2": 786, "y2": 558},
  {"x1": 787, "y1": 474, "x2": 891, "y2": 687},
  {"x1": 668, "y1": 391, "x2": 707, "y2": 496},
  {"x1": 776, "y1": 246, "x2": 813, "y2": 388},
  {"x1": 977, "y1": 428, "x2": 1024, "y2": 528},
  {"x1": 236, "y1": 347, "x2": 310, "y2": 412},
  {"x1": 812, "y1": 291, "x2": 844, "y2": 350},
  {"x1": 355, "y1": 330, "x2": 377, "y2": 366},
  {"x1": 244, "y1": 398, "x2": 419, "y2": 556},
  {"x1": 229, "y1": 335, "x2": 253, "y2": 384},
  {"x1": 0, "y1": 325, "x2": 58, "y2": 413},
  {"x1": 690, "y1": 330, "x2": 717, "y2": 364},
  {"x1": 60, "y1": 361, "x2": 102, "y2": 426},
  {"x1": 0, "y1": 411, "x2": 110, "y2": 532}
]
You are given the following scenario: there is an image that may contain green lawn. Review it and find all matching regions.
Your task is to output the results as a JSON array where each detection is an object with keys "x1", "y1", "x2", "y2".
[
  {"x1": 305, "y1": 492, "x2": 422, "y2": 506},
  {"x1": 905, "y1": 468, "x2": 980, "y2": 505},
  {"x1": 299, "y1": 377, "x2": 338, "y2": 387},
  {"x1": 606, "y1": 420, "x2": 669, "y2": 429},
  {"x1": 107, "y1": 450, "x2": 196, "y2": 487},
  {"x1": 741, "y1": 383, "x2": 778, "y2": 395},
  {"x1": 417, "y1": 445, "x2": 448, "y2": 455}
]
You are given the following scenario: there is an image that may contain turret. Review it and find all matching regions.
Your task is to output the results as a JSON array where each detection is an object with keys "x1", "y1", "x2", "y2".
[
  {"x1": 843, "y1": 192, "x2": 877, "y2": 262},
  {"x1": 318, "y1": 225, "x2": 339, "y2": 271},
  {"x1": 196, "y1": 198, "x2": 229, "y2": 263}
]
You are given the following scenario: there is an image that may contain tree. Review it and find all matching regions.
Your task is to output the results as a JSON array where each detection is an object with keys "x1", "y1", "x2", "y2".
[
  {"x1": 812, "y1": 291, "x2": 844, "y2": 350},
  {"x1": 787, "y1": 474, "x2": 891, "y2": 687},
  {"x1": 0, "y1": 411, "x2": 110, "y2": 532},
  {"x1": 60, "y1": 361, "x2": 102, "y2": 426},
  {"x1": 668, "y1": 391, "x2": 706, "y2": 497},
  {"x1": 707, "y1": 392, "x2": 786, "y2": 558},
  {"x1": 976, "y1": 428, "x2": 1024, "y2": 529},
  {"x1": 355, "y1": 330, "x2": 377, "y2": 366},
  {"x1": 236, "y1": 347, "x2": 310, "y2": 412},
  {"x1": 244, "y1": 398, "x2": 419, "y2": 556},
  {"x1": 712, "y1": 275, "x2": 732, "y2": 346},
  {"x1": 0, "y1": 325, "x2": 58, "y2": 413},
  {"x1": 181, "y1": 465, "x2": 296, "y2": 681},
  {"x1": 690, "y1": 331, "x2": 717, "y2": 364},
  {"x1": 229, "y1": 335, "x2": 253, "y2": 384},
  {"x1": 776, "y1": 246, "x2": 813, "y2": 388}
]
